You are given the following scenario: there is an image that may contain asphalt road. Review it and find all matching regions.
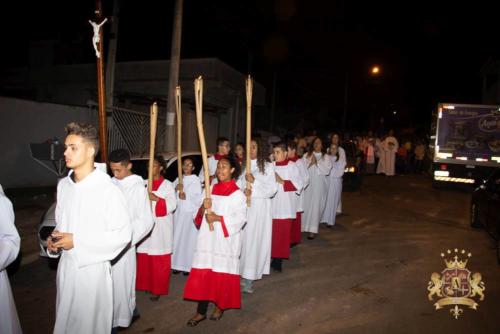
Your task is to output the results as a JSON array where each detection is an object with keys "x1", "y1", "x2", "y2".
[{"x1": 9, "y1": 174, "x2": 500, "y2": 334}]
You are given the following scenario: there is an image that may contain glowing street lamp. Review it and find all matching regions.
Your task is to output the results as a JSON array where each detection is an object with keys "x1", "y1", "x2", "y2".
[{"x1": 371, "y1": 65, "x2": 380, "y2": 75}]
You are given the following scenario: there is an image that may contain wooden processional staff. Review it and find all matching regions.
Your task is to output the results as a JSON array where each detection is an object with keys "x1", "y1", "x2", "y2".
[
  {"x1": 148, "y1": 102, "x2": 158, "y2": 205},
  {"x1": 194, "y1": 76, "x2": 214, "y2": 231},
  {"x1": 175, "y1": 86, "x2": 184, "y2": 196},
  {"x1": 245, "y1": 75, "x2": 253, "y2": 207}
]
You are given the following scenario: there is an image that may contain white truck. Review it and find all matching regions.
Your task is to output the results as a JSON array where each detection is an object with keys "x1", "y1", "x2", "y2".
[{"x1": 431, "y1": 103, "x2": 500, "y2": 187}]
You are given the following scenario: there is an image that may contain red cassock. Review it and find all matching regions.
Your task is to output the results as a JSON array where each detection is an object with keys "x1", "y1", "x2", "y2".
[
  {"x1": 183, "y1": 179, "x2": 246, "y2": 310},
  {"x1": 136, "y1": 177, "x2": 177, "y2": 295}
]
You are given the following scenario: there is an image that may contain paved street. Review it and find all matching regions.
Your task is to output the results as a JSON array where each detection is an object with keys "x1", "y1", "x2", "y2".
[{"x1": 9, "y1": 174, "x2": 500, "y2": 334}]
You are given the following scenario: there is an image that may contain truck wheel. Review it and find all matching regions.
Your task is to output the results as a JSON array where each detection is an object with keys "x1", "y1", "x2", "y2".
[{"x1": 470, "y1": 202, "x2": 481, "y2": 228}]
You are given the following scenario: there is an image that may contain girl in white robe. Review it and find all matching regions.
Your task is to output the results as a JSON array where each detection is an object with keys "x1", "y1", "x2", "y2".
[
  {"x1": 238, "y1": 139, "x2": 277, "y2": 293},
  {"x1": 0, "y1": 184, "x2": 22, "y2": 334},
  {"x1": 184, "y1": 156, "x2": 246, "y2": 326},
  {"x1": 136, "y1": 155, "x2": 177, "y2": 300},
  {"x1": 302, "y1": 137, "x2": 332, "y2": 239},
  {"x1": 330, "y1": 133, "x2": 346, "y2": 214},
  {"x1": 172, "y1": 158, "x2": 203, "y2": 274},
  {"x1": 321, "y1": 144, "x2": 346, "y2": 227},
  {"x1": 109, "y1": 149, "x2": 154, "y2": 330}
]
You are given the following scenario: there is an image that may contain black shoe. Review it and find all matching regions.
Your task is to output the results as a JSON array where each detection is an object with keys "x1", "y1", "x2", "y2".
[
  {"x1": 209, "y1": 311, "x2": 224, "y2": 321},
  {"x1": 149, "y1": 295, "x2": 160, "y2": 301},
  {"x1": 271, "y1": 258, "x2": 283, "y2": 272},
  {"x1": 307, "y1": 233, "x2": 316, "y2": 240},
  {"x1": 183, "y1": 272, "x2": 189, "y2": 276},
  {"x1": 186, "y1": 315, "x2": 207, "y2": 327},
  {"x1": 172, "y1": 270, "x2": 181, "y2": 275}
]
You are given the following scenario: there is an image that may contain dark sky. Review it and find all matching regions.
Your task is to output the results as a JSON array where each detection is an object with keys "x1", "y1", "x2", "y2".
[{"x1": 3, "y1": 0, "x2": 500, "y2": 132}]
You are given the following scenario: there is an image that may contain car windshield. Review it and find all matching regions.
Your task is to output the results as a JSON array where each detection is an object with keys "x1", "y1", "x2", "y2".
[{"x1": 130, "y1": 154, "x2": 203, "y2": 182}]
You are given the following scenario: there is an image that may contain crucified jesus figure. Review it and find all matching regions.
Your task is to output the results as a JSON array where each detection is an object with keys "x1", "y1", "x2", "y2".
[{"x1": 89, "y1": 18, "x2": 108, "y2": 58}]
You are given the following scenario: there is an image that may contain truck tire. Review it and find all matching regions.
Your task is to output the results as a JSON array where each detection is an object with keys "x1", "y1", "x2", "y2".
[{"x1": 470, "y1": 201, "x2": 481, "y2": 228}]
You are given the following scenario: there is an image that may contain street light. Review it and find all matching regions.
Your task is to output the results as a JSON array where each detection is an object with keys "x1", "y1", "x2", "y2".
[{"x1": 371, "y1": 65, "x2": 380, "y2": 75}]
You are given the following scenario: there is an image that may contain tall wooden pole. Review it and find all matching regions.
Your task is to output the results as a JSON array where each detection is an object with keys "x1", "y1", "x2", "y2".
[
  {"x1": 175, "y1": 86, "x2": 183, "y2": 188},
  {"x1": 165, "y1": 0, "x2": 184, "y2": 151},
  {"x1": 148, "y1": 103, "x2": 158, "y2": 198},
  {"x1": 194, "y1": 77, "x2": 214, "y2": 232},
  {"x1": 245, "y1": 75, "x2": 253, "y2": 207},
  {"x1": 95, "y1": 0, "x2": 108, "y2": 163}
]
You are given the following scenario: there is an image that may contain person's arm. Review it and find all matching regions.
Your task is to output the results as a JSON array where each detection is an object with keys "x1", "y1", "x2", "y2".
[
  {"x1": 317, "y1": 155, "x2": 333, "y2": 175},
  {"x1": 71, "y1": 187, "x2": 132, "y2": 268},
  {"x1": 0, "y1": 197, "x2": 20, "y2": 271},
  {"x1": 207, "y1": 192, "x2": 246, "y2": 237},
  {"x1": 251, "y1": 163, "x2": 278, "y2": 198},
  {"x1": 130, "y1": 184, "x2": 154, "y2": 246}
]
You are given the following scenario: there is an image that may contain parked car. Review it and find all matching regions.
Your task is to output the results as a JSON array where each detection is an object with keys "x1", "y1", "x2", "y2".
[
  {"x1": 470, "y1": 169, "x2": 500, "y2": 264},
  {"x1": 37, "y1": 151, "x2": 203, "y2": 257},
  {"x1": 342, "y1": 140, "x2": 363, "y2": 191}
]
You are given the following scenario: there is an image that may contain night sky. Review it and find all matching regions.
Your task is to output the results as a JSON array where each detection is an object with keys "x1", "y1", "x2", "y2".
[{"x1": 2, "y1": 0, "x2": 500, "y2": 133}]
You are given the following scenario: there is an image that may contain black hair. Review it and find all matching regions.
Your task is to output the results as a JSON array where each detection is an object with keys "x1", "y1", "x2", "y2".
[
  {"x1": 272, "y1": 141, "x2": 287, "y2": 152},
  {"x1": 65, "y1": 122, "x2": 99, "y2": 155},
  {"x1": 286, "y1": 140, "x2": 297, "y2": 151},
  {"x1": 242, "y1": 138, "x2": 268, "y2": 175},
  {"x1": 218, "y1": 154, "x2": 241, "y2": 180},
  {"x1": 109, "y1": 149, "x2": 131, "y2": 165},
  {"x1": 329, "y1": 143, "x2": 340, "y2": 162},
  {"x1": 154, "y1": 154, "x2": 166, "y2": 176},
  {"x1": 306, "y1": 137, "x2": 326, "y2": 157},
  {"x1": 217, "y1": 137, "x2": 230, "y2": 146}
]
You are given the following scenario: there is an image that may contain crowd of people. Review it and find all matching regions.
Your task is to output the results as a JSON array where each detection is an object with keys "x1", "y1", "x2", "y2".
[{"x1": 0, "y1": 122, "x2": 431, "y2": 334}]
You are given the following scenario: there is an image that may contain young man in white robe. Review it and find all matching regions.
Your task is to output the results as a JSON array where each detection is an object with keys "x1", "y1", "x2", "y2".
[
  {"x1": 271, "y1": 142, "x2": 303, "y2": 272},
  {"x1": 287, "y1": 140, "x2": 309, "y2": 246},
  {"x1": 302, "y1": 137, "x2": 332, "y2": 239},
  {"x1": 109, "y1": 149, "x2": 154, "y2": 331},
  {"x1": 184, "y1": 156, "x2": 246, "y2": 326},
  {"x1": 321, "y1": 143, "x2": 346, "y2": 227},
  {"x1": 238, "y1": 138, "x2": 277, "y2": 293},
  {"x1": 47, "y1": 122, "x2": 132, "y2": 334},
  {"x1": 136, "y1": 155, "x2": 177, "y2": 301},
  {"x1": 0, "y1": 184, "x2": 22, "y2": 334},
  {"x1": 172, "y1": 158, "x2": 203, "y2": 274},
  {"x1": 198, "y1": 137, "x2": 230, "y2": 185}
]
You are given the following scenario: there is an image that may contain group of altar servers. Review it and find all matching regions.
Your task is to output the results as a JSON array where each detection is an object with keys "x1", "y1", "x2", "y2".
[{"x1": 18, "y1": 122, "x2": 347, "y2": 333}]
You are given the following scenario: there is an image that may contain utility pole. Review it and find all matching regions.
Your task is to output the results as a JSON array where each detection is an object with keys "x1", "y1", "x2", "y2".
[{"x1": 165, "y1": 0, "x2": 184, "y2": 152}]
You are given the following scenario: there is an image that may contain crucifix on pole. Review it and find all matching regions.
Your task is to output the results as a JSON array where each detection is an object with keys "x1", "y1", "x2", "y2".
[{"x1": 89, "y1": 0, "x2": 108, "y2": 163}]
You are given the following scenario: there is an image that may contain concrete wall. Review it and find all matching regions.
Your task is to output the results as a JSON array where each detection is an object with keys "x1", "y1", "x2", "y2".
[{"x1": 0, "y1": 97, "x2": 97, "y2": 188}]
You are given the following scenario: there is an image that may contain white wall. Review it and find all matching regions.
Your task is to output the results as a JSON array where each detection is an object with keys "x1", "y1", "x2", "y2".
[{"x1": 0, "y1": 97, "x2": 97, "y2": 188}]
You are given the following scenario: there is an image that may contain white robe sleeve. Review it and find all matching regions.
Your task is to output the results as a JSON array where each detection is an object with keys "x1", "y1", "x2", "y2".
[
  {"x1": 331, "y1": 157, "x2": 346, "y2": 178},
  {"x1": 288, "y1": 162, "x2": 304, "y2": 193},
  {"x1": 317, "y1": 155, "x2": 333, "y2": 175},
  {"x1": 295, "y1": 159, "x2": 310, "y2": 194},
  {"x1": 0, "y1": 196, "x2": 20, "y2": 271},
  {"x1": 72, "y1": 187, "x2": 132, "y2": 268},
  {"x1": 251, "y1": 163, "x2": 278, "y2": 199},
  {"x1": 339, "y1": 147, "x2": 347, "y2": 165},
  {"x1": 185, "y1": 178, "x2": 203, "y2": 208},
  {"x1": 218, "y1": 191, "x2": 246, "y2": 237},
  {"x1": 130, "y1": 184, "x2": 154, "y2": 246}
]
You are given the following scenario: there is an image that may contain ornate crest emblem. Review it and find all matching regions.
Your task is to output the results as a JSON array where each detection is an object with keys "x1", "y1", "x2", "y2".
[{"x1": 427, "y1": 249, "x2": 485, "y2": 319}]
